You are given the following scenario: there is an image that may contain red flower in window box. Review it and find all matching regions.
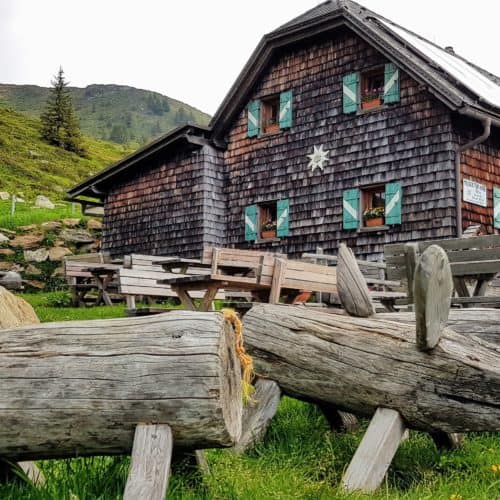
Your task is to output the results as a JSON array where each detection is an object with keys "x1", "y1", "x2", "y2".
[
  {"x1": 363, "y1": 206, "x2": 385, "y2": 227},
  {"x1": 361, "y1": 87, "x2": 383, "y2": 110},
  {"x1": 261, "y1": 220, "x2": 277, "y2": 239}
]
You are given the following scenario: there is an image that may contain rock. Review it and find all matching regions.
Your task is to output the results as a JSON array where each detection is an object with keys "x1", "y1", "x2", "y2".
[
  {"x1": 0, "y1": 233, "x2": 9, "y2": 244},
  {"x1": 24, "y1": 248, "x2": 49, "y2": 263},
  {"x1": 79, "y1": 242, "x2": 100, "y2": 253},
  {"x1": 87, "y1": 219, "x2": 102, "y2": 230},
  {"x1": 35, "y1": 195, "x2": 55, "y2": 209},
  {"x1": 0, "y1": 227, "x2": 16, "y2": 236},
  {"x1": 15, "y1": 197, "x2": 25, "y2": 203},
  {"x1": 41, "y1": 221, "x2": 62, "y2": 231},
  {"x1": 0, "y1": 285, "x2": 39, "y2": 328},
  {"x1": 9, "y1": 234, "x2": 43, "y2": 249},
  {"x1": 60, "y1": 229, "x2": 94, "y2": 244},
  {"x1": 29, "y1": 150, "x2": 41, "y2": 158},
  {"x1": 0, "y1": 192, "x2": 9, "y2": 200},
  {"x1": 25, "y1": 264, "x2": 42, "y2": 276},
  {"x1": 0, "y1": 262, "x2": 13, "y2": 271},
  {"x1": 51, "y1": 266, "x2": 64, "y2": 277},
  {"x1": 62, "y1": 218, "x2": 81, "y2": 227},
  {"x1": 18, "y1": 224, "x2": 38, "y2": 232},
  {"x1": 24, "y1": 280, "x2": 45, "y2": 290},
  {"x1": 0, "y1": 272, "x2": 23, "y2": 291},
  {"x1": 0, "y1": 249, "x2": 14, "y2": 256},
  {"x1": 48, "y1": 246, "x2": 72, "y2": 261},
  {"x1": 54, "y1": 239, "x2": 65, "y2": 247}
]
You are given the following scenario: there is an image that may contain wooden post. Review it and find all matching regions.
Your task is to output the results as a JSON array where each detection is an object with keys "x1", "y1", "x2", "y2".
[
  {"x1": 414, "y1": 245, "x2": 453, "y2": 351},
  {"x1": 269, "y1": 258, "x2": 287, "y2": 304},
  {"x1": 342, "y1": 408, "x2": 407, "y2": 492},
  {"x1": 403, "y1": 243, "x2": 418, "y2": 304},
  {"x1": 123, "y1": 424, "x2": 173, "y2": 500},
  {"x1": 337, "y1": 243, "x2": 375, "y2": 317},
  {"x1": 233, "y1": 378, "x2": 282, "y2": 454}
]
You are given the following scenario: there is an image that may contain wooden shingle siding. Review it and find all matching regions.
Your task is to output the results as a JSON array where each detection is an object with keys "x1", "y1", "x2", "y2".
[
  {"x1": 455, "y1": 119, "x2": 500, "y2": 234},
  {"x1": 223, "y1": 31, "x2": 456, "y2": 259},
  {"x1": 103, "y1": 149, "x2": 208, "y2": 258}
]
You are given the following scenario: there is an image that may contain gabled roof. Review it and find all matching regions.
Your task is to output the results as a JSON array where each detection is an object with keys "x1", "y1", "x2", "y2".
[
  {"x1": 210, "y1": 0, "x2": 500, "y2": 140},
  {"x1": 68, "y1": 123, "x2": 211, "y2": 199}
]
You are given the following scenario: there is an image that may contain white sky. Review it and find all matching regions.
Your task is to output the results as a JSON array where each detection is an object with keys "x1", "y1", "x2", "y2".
[{"x1": 1, "y1": 0, "x2": 499, "y2": 116}]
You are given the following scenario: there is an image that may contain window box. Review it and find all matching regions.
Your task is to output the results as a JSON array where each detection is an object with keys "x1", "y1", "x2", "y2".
[
  {"x1": 361, "y1": 97, "x2": 382, "y2": 111},
  {"x1": 365, "y1": 216, "x2": 384, "y2": 227},
  {"x1": 261, "y1": 229, "x2": 276, "y2": 239}
]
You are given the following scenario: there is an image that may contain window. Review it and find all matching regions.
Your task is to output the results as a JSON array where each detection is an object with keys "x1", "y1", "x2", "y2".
[
  {"x1": 247, "y1": 91, "x2": 293, "y2": 137},
  {"x1": 360, "y1": 67, "x2": 384, "y2": 111},
  {"x1": 343, "y1": 183, "x2": 402, "y2": 230},
  {"x1": 245, "y1": 199, "x2": 290, "y2": 241},
  {"x1": 261, "y1": 96, "x2": 280, "y2": 134},
  {"x1": 342, "y1": 63, "x2": 400, "y2": 114}
]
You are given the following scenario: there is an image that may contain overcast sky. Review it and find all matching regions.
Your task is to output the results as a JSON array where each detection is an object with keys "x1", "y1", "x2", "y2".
[{"x1": 1, "y1": 0, "x2": 499, "y2": 116}]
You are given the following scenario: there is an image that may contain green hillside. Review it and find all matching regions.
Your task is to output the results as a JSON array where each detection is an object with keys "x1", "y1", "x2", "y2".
[
  {"x1": 0, "y1": 83, "x2": 211, "y2": 147},
  {"x1": 0, "y1": 103, "x2": 132, "y2": 199}
]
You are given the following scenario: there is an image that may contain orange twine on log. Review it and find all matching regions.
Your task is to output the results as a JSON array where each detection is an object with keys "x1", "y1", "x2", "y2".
[{"x1": 222, "y1": 308, "x2": 255, "y2": 404}]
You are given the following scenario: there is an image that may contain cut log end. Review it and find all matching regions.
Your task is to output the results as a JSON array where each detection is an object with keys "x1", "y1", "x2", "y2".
[{"x1": 414, "y1": 245, "x2": 453, "y2": 351}]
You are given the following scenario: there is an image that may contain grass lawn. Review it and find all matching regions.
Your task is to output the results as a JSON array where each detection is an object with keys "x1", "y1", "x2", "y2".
[{"x1": 0, "y1": 294, "x2": 498, "y2": 499}]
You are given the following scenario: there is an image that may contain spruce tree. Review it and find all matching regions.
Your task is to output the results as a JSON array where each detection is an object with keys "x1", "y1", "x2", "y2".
[{"x1": 41, "y1": 67, "x2": 85, "y2": 156}]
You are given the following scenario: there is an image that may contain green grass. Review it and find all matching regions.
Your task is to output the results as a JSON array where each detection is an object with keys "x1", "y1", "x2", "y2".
[
  {"x1": 1, "y1": 293, "x2": 498, "y2": 499},
  {"x1": 0, "y1": 103, "x2": 132, "y2": 200}
]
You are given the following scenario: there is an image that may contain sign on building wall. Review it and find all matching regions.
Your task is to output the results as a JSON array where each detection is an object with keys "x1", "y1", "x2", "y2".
[{"x1": 463, "y1": 179, "x2": 487, "y2": 207}]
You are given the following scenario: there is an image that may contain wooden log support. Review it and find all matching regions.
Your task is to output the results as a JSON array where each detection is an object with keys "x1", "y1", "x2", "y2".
[
  {"x1": 414, "y1": 245, "x2": 453, "y2": 351},
  {"x1": 342, "y1": 408, "x2": 407, "y2": 492},
  {"x1": 243, "y1": 304, "x2": 500, "y2": 433},
  {"x1": 233, "y1": 377, "x2": 282, "y2": 454},
  {"x1": 123, "y1": 424, "x2": 173, "y2": 500},
  {"x1": 0, "y1": 312, "x2": 242, "y2": 461},
  {"x1": 337, "y1": 243, "x2": 375, "y2": 317}
]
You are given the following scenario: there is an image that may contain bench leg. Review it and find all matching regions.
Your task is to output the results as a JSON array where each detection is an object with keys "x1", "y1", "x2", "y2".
[{"x1": 126, "y1": 295, "x2": 136, "y2": 310}]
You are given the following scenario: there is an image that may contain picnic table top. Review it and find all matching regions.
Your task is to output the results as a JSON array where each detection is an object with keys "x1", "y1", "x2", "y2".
[{"x1": 159, "y1": 273, "x2": 270, "y2": 290}]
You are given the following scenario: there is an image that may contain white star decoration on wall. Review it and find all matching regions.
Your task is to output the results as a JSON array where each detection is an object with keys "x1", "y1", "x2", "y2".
[{"x1": 307, "y1": 144, "x2": 330, "y2": 172}]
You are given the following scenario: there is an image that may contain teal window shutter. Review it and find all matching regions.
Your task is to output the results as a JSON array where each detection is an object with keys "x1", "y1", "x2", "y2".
[
  {"x1": 384, "y1": 63, "x2": 400, "y2": 103},
  {"x1": 494, "y1": 188, "x2": 500, "y2": 229},
  {"x1": 245, "y1": 204, "x2": 258, "y2": 241},
  {"x1": 385, "y1": 182, "x2": 402, "y2": 225},
  {"x1": 342, "y1": 73, "x2": 359, "y2": 114},
  {"x1": 276, "y1": 199, "x2": 290, "y2": 237},
  {"x1": 343, "y1": 189, "x2": 360, "y2": 229},
  {"x1": 247, "y1": 100, "x2": 260, "y2": 137},
  {"x1": 279, "y1": 91, "x2": 293, "y2": 129}
]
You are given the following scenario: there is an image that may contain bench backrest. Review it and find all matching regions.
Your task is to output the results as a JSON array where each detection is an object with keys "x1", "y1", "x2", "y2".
[{"x1": 281, "y1": 259, "x2": 337, "y2": 293}]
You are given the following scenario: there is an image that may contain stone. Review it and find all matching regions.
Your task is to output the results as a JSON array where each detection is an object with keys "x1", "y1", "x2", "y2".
[
  {"x1": 15, "y1": 197, "x2": 25, "y2": 203},
  {"x1": 29, "y1": 150, "x2": 41, "y2": 158},
  {"x1": 60, "y1": 229, "x2": 94, "y2": 244},
  {"x1": 0, "y1": 285, "x2": 39, "y2": 328},
  {"x1": 18, "y1": 224, "x2": 38, "y2": 232},
  {"x1": 24, "y1": 248, "x2": 49, "y2": 263},
  {"x1": 54, "y1": 239, "x2": 65, "y2": 247},
  {"x1": 9, "y1": 234, "x2": 43, "y2": 249},
  {"x1": 62, "y1": 218, "x2": 81, "y2": 227},
  {"x1": 0, "y1": 262, "x2": 13, "y2": 271},
  {"x1": 0, "y1": 233, "x2": 9, "y2": 244},
  {"x1": 48, "y1": 246, "x2": 72, "y2": 261},
  {"x1": 0, "y1": 192, "x2": 9, "y2": 200},
  {"x1": 0, "y1": 248, "x2": 14, "y2": 256},
  {"x1": 25, "y1": 264, "x2": 42, "y2": 276},
  {"x1": 24, "y1": 280, "x2": 45, "y2": 290},
  {"x1": 41, "y1": 221, "x2": 62, "y2": 231},
  {"x1": 35, "y1": 195, "x2": 55, "y2": 209},
  {"x1": 0, "y1": 227, "x2": 16, "y2": 236},
  {"x1": 87, "y1": 219, "x2": 103, "y2": 230},
  {"x1": 79, "y1": 242, "x2": 100, "y2": 253},
  {"x1": 51, "y1": 266, "x2": 64, "y2": 277},
  {"x1": 0, "y1": 272, "x2": 23, "y2": 291}
]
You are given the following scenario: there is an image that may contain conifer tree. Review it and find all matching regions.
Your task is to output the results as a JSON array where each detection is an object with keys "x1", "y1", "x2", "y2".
[{"x1": 41, "y1": 67, "x2": 85, "y2": 156}]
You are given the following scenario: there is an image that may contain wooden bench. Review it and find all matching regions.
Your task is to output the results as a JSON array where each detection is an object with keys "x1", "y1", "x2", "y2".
[
  {"x1": 119, "y1": 254, "x2": 224, "y2": 315},
  {"x1": 302, "y1": 251, "x2": 406, "y2": 311},
  {"x1": 64, "y1": 253, "x2": 119, "y2": 307},
  {"x1": 385, "y1": 235, "x2": 500, "y2": 307}
]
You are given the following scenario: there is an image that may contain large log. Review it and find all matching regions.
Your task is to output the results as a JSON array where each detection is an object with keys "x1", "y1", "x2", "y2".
[
  {"x1": 0, "y1": 312, "x2": 242, "y2": 461},
  {"x1": 244, "y1": 304, "x2": 500, "y2": 433}
]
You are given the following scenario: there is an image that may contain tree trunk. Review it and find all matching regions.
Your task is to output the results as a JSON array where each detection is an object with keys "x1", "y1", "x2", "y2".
[
  {"x1": 0, "y1": 312, "x2": 242, "y2": 461},
  {"x1": 244, "y1": 304, "x2": 500, "y2": 433}
]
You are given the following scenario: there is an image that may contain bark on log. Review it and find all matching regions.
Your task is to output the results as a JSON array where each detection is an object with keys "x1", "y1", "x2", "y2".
[
  {"x1": 0, "y1": 312, "x2": 242, "y2": 461},
  {"x1": 244, "y1": 304, "x2": 500, "y2": 433}
]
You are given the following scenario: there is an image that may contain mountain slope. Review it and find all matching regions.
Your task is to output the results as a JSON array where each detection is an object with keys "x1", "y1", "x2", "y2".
[
  {"x1": 0, "y1": 103, "x2": 132, "y2": 199},
  {"x1": 0, "y1": 83, "x2": 211, "y2": 146}
]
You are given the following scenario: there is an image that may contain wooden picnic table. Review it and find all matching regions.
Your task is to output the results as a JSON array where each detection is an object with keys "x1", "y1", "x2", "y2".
[
  {"x1": 157, "y1": 258, "x2": 208, "y2": 274},
  {"x1": 80, "y1": 264, "x2": 120, "y2": 306}
]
